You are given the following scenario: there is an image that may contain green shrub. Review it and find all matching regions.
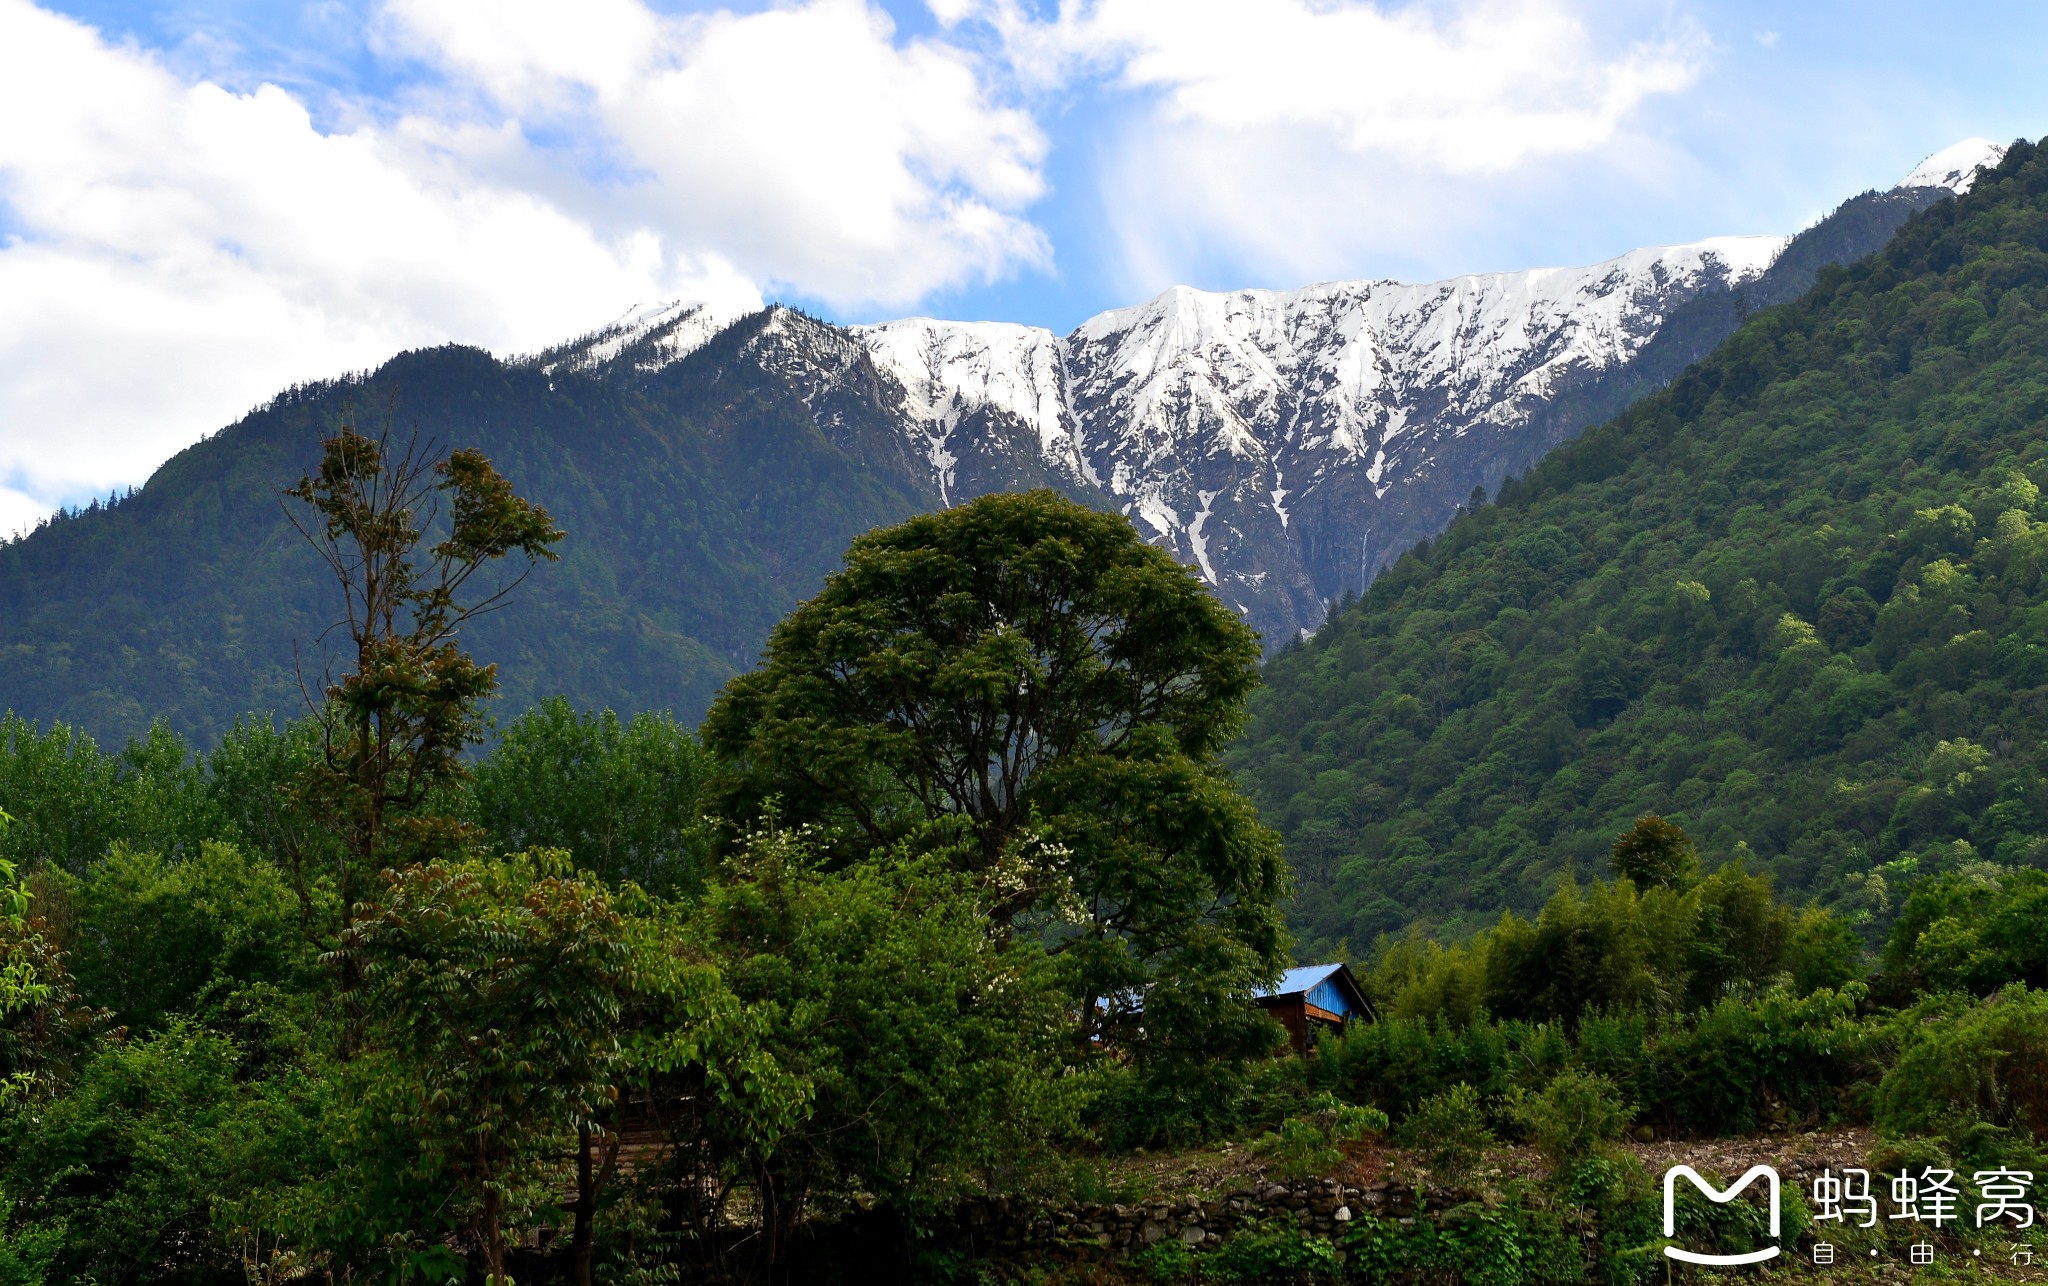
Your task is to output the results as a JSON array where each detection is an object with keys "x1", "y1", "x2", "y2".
[
  {"x1": 1312, "y1": 1014, "x2": 1569, "y2": 1120},
  {"x1": 1559, "y1": 1155, "x2": 1662, "y2": 1286},
  {"x1": 0, "y1": 1186, "x2": 61, "y2": 1286},
  {"x1": 1131, "y1": 1236, "x2": 1196, "y2": 1282},
  {"x1": 1205, "y1": 1227, "x2": 1339, "y2": 1283},
  {"x1": 3, "y1": 1021, "x2": 326, "y2": 1284},
  {"x1": 1068, "y1": 1159, "x2": 1144, "y2": 1206},
  {"x1": 1251, "y1": 1093, "x2": 1388, "y2": 1179},
  {"x1": 1875, "y1": 984, "x2": 2048, "y2": 1145},
  {"x1": 1508, "y1": 1070, "x2": 1632, "y2": 1174},
  {"x1": 1635, "y1": 986, "x2": 1864, "y2": 1135},
  {"x1": 1341, "y1": 1202, "x2": 1583, "y2": 1286},
  {"x1": 1086, "y1": 1061, "x2": 1254, "y2": 1151},
  {"x1": 1398, "y1": 1084, "x2": 1495, "y2": 1187},
  {"x1": 62, "y1": 840, "x2": 314, "y2": 1032},
  {"x1": 1882, "y1": 867, "x2": 2048, "y2": 995}
]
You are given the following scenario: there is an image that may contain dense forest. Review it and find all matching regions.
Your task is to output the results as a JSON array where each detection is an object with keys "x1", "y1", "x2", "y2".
[
  {"x1": 2, "y1": 467, "x2": 2046, "y2": 1281},
  {"x1": 0, "y1": 315, "x2": 968, "y2": 748},
  {"x1": 1236, "y1": 137, "x2": 2048, "y2": 952}
]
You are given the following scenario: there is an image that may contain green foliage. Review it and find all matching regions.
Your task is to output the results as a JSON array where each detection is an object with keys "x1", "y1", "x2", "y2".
[
  {"x1": 1398, "y1": 1084, "x2": 1495, "y2": 1187},
  {"x1": 1314, "y1": 1013, "x2": 1565, "y2": 1123},
  {"x1": 62, "y1": 841, "x2": 313, "y2": 1032},
  {"x1": 1557, "y1": 1155, "x2": 1663, "y2": 1285},
  {"x1": 703, "y1": 491, "x2": 1291, "y2": 1076},
  {"x1": 331, "y1": 849, "x2": 629, "y2": 1283},
  {"x1": 1204, "y1": 1226, "x2": 1340, "y2": 1283},
  {"x1": 1250, "y1": 1092, "x2": 1388, "y2": 1180},
  {"x1": 687, "y1": 827, "x2": 1078, "y2": 1215},
  {"x1": 1363, "y1": 837, "x2": 1836, "y2": 1029},
  {"x1": 1507, "y1": 1070, "x2": 1631, "y2": 1174},
  {"x1": 1630, "y1": 986, "x2": 1867, "y2": 1135},
  {"x1": 1312, "y1": 979, "x2": 1872, "y2": 1140},
  {"x1": 1342, "y1": 1200, "x2": 1587, "y2": 1286},
  {"x1": 1882, "y1": 865, "x2": 2048, "y2": 993},
  {"x1": 470, "y1": 697, "x2": 713, "y2": 894},
  {"x1": 1875, "y1": 984, "x2": 2048, "y2": 1145},
  {"x1": 1083, "y1": 1059, "x2": 1255, "y2": 1152},
  {"x1": 0, "y1": 1186, "x2": 61, "y2": 1286},
  {"x1": 0, "y1": 856, "x2": 100, "y2": 1111},
  {"x1": 0, "y1": 715, "x2": 221, "y2": 873},
  {"x1": 203, "y1": 717, "x2": 343, "y2": 927},
  {"x1": 1607, "y1": 815, "x2": 1697, "y2": 889},
  {"x1": 1131, "y1": 1236, "x2": 1197, "y2": 1282},
  {"x1": 3, "y1": 1021, "x2": 324, "y2": 1285},
  {"x1": 1233, "y1": 138, "x2": 2048, "y2": 948}
]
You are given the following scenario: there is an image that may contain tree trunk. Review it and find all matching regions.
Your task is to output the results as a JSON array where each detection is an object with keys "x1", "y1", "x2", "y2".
[
  {"x1": 573, "y1": 1124, "x2": 595, "y2": 1286},
  {"x1": 481, "y1": 1134, "x2": 505, "y2": 1286}
]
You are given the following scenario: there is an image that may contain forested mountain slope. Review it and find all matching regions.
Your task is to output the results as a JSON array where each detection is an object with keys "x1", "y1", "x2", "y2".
[
  {"x1": 1232, "y1": 138, "x2": 2048, "y2": 954},
  {"x1": 0, "y1": 314, "x2": 941, "y2": 746}
]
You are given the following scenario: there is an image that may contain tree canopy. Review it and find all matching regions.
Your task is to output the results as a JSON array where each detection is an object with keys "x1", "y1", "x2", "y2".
[{"x1": 704, "y1": 490, "x2": 1290, "y2": 1060}]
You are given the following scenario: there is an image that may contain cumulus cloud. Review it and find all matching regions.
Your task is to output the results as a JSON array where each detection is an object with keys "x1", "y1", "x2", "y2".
[
  {"x1": 0, "y1": 0, "x2": 1048, "y2": 530},
  {"x1": 385, "y1": 0, "x2": 1049, "y2": 306},
  {"x1": 947, "y1": 0, "x2": 1707, "y2": 294},
  {"x1": 1054, "y1": 0, "x2": 1703, "y2": 171}
]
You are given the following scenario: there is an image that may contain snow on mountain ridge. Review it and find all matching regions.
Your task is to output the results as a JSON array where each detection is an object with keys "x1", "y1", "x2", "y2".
[
  {"x1": 852, "y1": 319, "x2": 1086, "y2": 502},
  {"x1": 537, "y1": 298, "x2": 755, "y2": 375},
  {"x1": 758, "y1": 231, "x2": 1794, "y2": 638},
  {"x1": 1900, "y1": 138, "x2": 2009, "y2": 194},
  {"x1": 1044, "y1": 233, "x2": 1790, "y2": 608}
]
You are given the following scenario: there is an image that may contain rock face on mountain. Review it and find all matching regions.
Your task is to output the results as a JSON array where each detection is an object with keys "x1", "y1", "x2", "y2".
[
  {"x1": 538, "y1": 242, "x2": 1794, "y2": 647},
  {"x1": 989, "y1": 239, "x2": 1789, "y2": 640}
]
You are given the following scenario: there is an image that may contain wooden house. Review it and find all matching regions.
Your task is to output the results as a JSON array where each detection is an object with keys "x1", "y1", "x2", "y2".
[{"x1": 1254, "y1": 963, "x2": 1369, "y2": 1055}]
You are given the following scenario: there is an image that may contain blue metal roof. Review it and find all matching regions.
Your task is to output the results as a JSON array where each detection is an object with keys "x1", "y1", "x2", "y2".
[{"x1": 1254, "y1": 963, "x2": 1345, "y2": 1000}]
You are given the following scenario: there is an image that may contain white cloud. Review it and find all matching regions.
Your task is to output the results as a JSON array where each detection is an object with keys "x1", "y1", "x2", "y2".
[
  {"x1": 384, "y1": 0, "x2": 1050, "y2": 306},
  {"x1": 0, "y1": 484, "x2": 45, "y2": 541},
  {"x1": 949, "y1": 0, "x2": 1707, "y2": 295},
  {"x1": 974, "y1": 0, "x2": 1703, "y2": 172},
  {"x1": 0, "y1": 0, "x2": 1048, "y2": 523},
  {"x1": 1076, "y1": 0, "x2": 1702, "y2": 172}
]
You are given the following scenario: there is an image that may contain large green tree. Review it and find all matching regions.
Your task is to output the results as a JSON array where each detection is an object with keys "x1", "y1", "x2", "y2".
[
  {"x1": 331, "y1": 850, "x2": 629, "y2": 1286},
  {"x1": 284, "y1": 415, "x2": 563, "y2": 919},
  {"x1": 703, "y1": 490, "x2": 1290, "y2": 1063}
]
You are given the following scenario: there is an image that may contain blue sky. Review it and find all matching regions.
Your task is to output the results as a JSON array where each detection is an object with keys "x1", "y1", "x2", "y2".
[{"x1": 2, "y1": 0, "x2": 2046, "y2": 533}]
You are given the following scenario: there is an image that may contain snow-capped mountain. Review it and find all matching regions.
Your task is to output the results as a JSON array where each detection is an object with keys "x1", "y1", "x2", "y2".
[
  {"x1": 540, "y1": 138, "x2": 2010, "y2": 645},
  {"x1": 1900, "y1": 137, "x2": 2008, "y2": 194},
  {"x1": 534, "y1": 298, "x2": 755, "y2": 377}
]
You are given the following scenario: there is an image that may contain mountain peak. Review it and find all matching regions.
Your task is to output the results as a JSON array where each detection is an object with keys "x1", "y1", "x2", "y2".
[
  {"x1": 1898, "y1": 137, "x2": 2009, "y2": 194},
  {"x1": 534, "y1": 297, "x2": 756, "y2": 376}
]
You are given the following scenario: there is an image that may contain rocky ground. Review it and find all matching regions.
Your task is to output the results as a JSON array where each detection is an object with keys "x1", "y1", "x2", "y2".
[{"x1": 1058, "y1": 1126, "x2": 2048, "y2": 1282}]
